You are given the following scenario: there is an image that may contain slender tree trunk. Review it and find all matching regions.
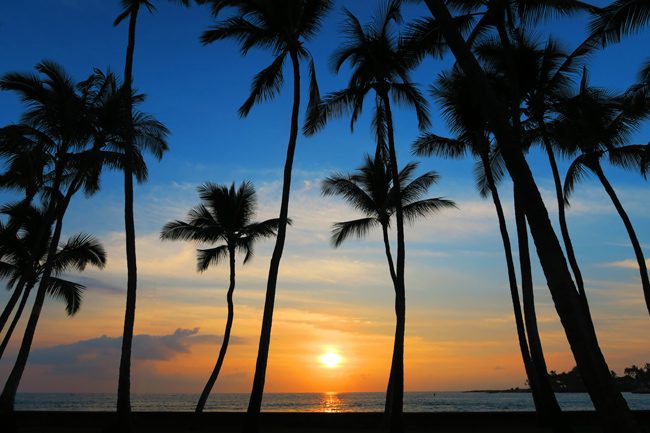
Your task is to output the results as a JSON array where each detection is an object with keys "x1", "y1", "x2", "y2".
[
  {"x1": 244, "y1": 49, "x2": 301, "y2": 433},
  {"x1": 116, "y1": 6, "x2": 139, "y2": 432},
  {"x1": 593, "y1": 162, "x2": 650, "y2": 315},
  {"x1": 0, "y1": 281, "x2": 24, "y2": 335},
  {"x1": 195, "y1": 248, "x2": 236, "y2": 415},
  {"x1": 540, "y1": 127, "x2": 593, "y2": 323},
  {"x1": 0, "y1": 204, "x2": 68, "y2": 420},
  {"x1": 514, "y1": 185, "x2": 568, "y2": 433},
  {"x1": 423, "y1": 3, "x2": 640, "y2": 431},
  {"x1": 381, "y1": 222, "x2": 397, "y2": 415},
  {"x1": 480, "y1": 152, "x2": 541, "y2": 410},
  {"x1": 0, "y1": 282, "x2": 33, "y2": 360},
  {"x1": 381, "y1": 93, "x2": 406, "y2": 433}
]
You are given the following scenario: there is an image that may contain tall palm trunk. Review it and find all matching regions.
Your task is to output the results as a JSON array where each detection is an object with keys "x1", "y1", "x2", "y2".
[
  {"x1": 479, "y1": 153, "x2": 540, "y2": 408},
  {"x1": 593, "y1": 161, "x2": 650, "y2": 315},
  {"x1": 116, "y1": 6, "x2": 140, "y2": 430},
  {"x1": 539, "y1": 126, "x2": 592, "y2": 323},
  {"x1": 245, "y1": 49, "x2": 301, "y2": 433},
  {"x1": 0, "y1": 281, "x2": 34, "y2": 360},
  {"x1": 0, "y1": 281, "x2": 25, "y2": 335},
  {"x1": 0, "y1": 203, "x2": 68, "y2": 418},
  {"x1": 381, "y1": 222, "x2": 398, "y2": 415},
  {"x1": 424, "y1": 2, "x2": 640, "y2": 431},
  {"x1": 195, "y1": 247, "x2": 236, "y2": 415},
  {"x1": 514, "y1": 186, "x2": 568, "y2": 433},
  {"x1": 381, "y1": 92, "x2": 406, "y2": 433}
]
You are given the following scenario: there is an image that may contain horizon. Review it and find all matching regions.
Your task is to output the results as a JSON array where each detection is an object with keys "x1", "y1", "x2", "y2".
[{"x1": 0, "y1": 0, "x2": 649, "y2": 400}]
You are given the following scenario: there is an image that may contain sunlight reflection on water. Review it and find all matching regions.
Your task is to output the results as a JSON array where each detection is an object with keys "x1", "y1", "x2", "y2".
[{"x1": 320, "y1": 392, "x2": 345, "y2": 413}]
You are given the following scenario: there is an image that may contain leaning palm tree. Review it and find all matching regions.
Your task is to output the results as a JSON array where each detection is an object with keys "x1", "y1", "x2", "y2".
[
  {"x1": 161, "y1": 181, "x2": 281, "y2": 416},
  {"x1": 555, "y1": 82, "x2": 650, "y2": 316},
  {"x1": 0, "y1": 207, "x2": 106, "y2": 413},
  {"x1": 0, "y1": 62, "x2": 111, "y2": 418},
  {"x1": 419, "y1": 1, "x2": 641, "y2": 431},
  {"x1": 304, "y1": 3, "x2": 429, "y2": 429},
  {"x1": 112, "y1": 1, "x2": 189, "y2": 428},
  {"x1": 199, "y1": 2, "x2": 332, "y2": 430},
  {"x1": 412, "y1": 68, "x2": 564, "y2": 429}
]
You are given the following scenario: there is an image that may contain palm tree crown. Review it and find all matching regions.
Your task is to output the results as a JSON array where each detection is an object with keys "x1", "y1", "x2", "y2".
[
  {"x1": 161, "y1": 181, "x2": 282, "y2": 268},
  {"x1": 322, "y1": 155, "x2": 455, "y2": 247}
]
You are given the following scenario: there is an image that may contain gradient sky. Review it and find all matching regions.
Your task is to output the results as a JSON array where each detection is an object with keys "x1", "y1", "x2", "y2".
[{"x1": 0, "y1": 0, "x2": 649, "y2": 395}]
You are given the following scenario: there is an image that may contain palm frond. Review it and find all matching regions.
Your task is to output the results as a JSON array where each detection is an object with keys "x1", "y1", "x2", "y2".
[
  {"x1": 412, "y1": 133, "x2": 468, "y2": 158},
  {"x1": 197, "y1": 244, "x2": 229, "y2": 272},
  {"x1": 402, "y1": 198, "x2": 457, "y2": 223},
  {"x1": 331, "y1": 217, "x2": 380, "y2": 247},
  {"x1": 239, "y1": 53, "x2": 287, "y2": 117},
  {"x1": 46, "y1": 277, "x2": 85, "y2": 316}
]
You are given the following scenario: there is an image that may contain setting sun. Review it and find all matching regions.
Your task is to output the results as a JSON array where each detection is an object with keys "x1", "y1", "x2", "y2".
[{"x1": 320, "y1": 351, "x2": 342, "y2": 368}]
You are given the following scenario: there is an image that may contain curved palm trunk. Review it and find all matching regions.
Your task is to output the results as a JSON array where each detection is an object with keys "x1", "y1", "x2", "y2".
[
  {"x1": 381, "y1": 93, "x2": 406, "y2": 433},
  {"x1": 244, "y1": 50, "x2": 301, "y2": 433},
  {"x1": 116, "y1": 6, "x2": 140, "y2": 432},
  {"x1": 0, "y1": 207, "x2": 67, "y2": 419},
  {"x1": 593, "y1": 162, "x2": 650, "y2": 315},
  {"x1": 480, "y1": 153, "x2": 540, "y2": 407},
  {"x1": 195, "y1": 248, "x2": 236, "y2": 415},
  {"x1": 540, "y1": 128, "x2": 593, "y2": 323},
  {"x1": 381, "y1": 222, "x2": 398, "y2": 415},
  {"x1": 514, "y1": 186, "x2": 568, "y2": 433},
  {"x1": 424, "y1": 3, "x2": 640, "y2": 431},
  {"x1": 0, "y1": 281, "x2": 25, "y2": 335},
  {"x1": 0, "y1": 281, "x2": 33, "y2": 360}
]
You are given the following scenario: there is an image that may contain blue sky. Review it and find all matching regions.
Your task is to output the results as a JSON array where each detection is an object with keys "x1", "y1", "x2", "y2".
[{"x1": 0, "y1": 0, "x2": 649, "y2": 394}]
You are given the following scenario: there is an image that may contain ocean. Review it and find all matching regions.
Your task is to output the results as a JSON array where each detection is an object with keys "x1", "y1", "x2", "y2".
[{"x1": 14, "y1": 392, "x2": 650, "y2": 412}]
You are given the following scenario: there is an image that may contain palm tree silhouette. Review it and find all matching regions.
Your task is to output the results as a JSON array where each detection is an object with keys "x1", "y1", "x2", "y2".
[
  {"x1": 0, "y1": 206, "x2": 106, "y2": 359},
  {"x1": 419, "y1": 1, "x2": 641, "y2": 431},
  {"x1": 412, "y1": 65, "x2": 564, "y2": 429},
  {"x1": 161, "y1": 181, "x2": 281, "y2": 417},
  {"x1": 112, "y1": 2, "x2": 189, "y2": 428},
  {"x1": 554, "y1": 80, "x2": 650, "y2": 316},
  {"x1": 304, "y1": 3, "x2": 430, "y2": 429},
  {"x1": 0, "y1": 207, "x2": 106, "y2": 416},
  {"x1": 199, "y1": 2, "x2": 332, "y2": 429}
]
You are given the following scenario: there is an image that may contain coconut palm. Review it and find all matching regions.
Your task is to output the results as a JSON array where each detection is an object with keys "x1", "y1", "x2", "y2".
[
  {"x1": 112, "y1": 2, "x2": 189, "y2": 428},
  {"x1": 0, "y1": 206, "x2": 106, "y2": 414},
  {"x1": 0, "y1": 206, "x2": 105, "y2": 359},
  {"x1": 0, "y1": 62, "x2": 109, "y2": 419},
  {"x1": 590, "y1": 0, "x2": 650, "y2": 44},
  {"x1": 555, "y1": 82, "x2": 650, "y2": 316},
  {"x1": 412, "y1": 66, "x2": 565, "y2": 429},
  {"x1": 304, "y1": 3, "x2": 430, "y2": 428},
  {"x1": 199, "y1": 2, "x2": 332, "y2": 429},
  {"x1": 418, "y1": 1, "x2": 641, "y2": 431},
  {"x1": 161, "y1": 181, "x2": 281, "y2": 416}
]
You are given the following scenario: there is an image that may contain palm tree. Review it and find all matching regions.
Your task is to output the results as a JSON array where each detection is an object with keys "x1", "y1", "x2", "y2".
[
  {"x1": 412, "y1": 66, "x2": 565, "y2": 429},
  {"x1": 555, "y1": 82, "x2": 650, "y2": 316},
  {"x1": 199, "y1": 2, "x2": 332, "y2": 430},
  {"x1": 112, "y1": 1, "x2": 189, "y2": 428},
  {"x1": 0, "y1": 206, "x2": 105, "y2": 359},
  {"x1": 0, "y1": 207, "x2": 106, "y2": 414},
  {"x1": 323, "y1": 154, "x2": 453, "y2": 424},
  {"x1": 419, "y1": 1, "x2": 641, "y2": 431},
  {"x1": 304, "y1": 3, "x2": 430, "y2": 428},
  {"x1": 0, "y1": 62, "x2": 111, "y2": 419},
  {"x1": 590, "y1": 0, "x2": 650, "y2": 44},
  {"x1": 161, "y1": 181, "x2": 281, "y2": 417}
]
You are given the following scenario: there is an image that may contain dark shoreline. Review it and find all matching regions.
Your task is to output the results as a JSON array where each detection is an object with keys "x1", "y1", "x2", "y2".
[{"x1": 10, "y1": 411, "x2": 650, "y2": 432}]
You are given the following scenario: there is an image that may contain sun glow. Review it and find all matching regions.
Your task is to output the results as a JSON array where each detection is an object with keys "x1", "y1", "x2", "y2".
[{"x1": 320, "y1": 351, "x2": 342, "y2": 368}]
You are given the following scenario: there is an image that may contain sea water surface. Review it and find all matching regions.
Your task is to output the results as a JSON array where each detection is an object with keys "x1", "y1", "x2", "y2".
[{"x1": 15, "y1": 392, "x2": 650, "y2": 412}]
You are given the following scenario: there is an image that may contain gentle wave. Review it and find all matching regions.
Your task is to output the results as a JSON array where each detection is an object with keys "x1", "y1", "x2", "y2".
[{"x1": 14, "y1": 391, "x2": 650, "y2": 412}]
